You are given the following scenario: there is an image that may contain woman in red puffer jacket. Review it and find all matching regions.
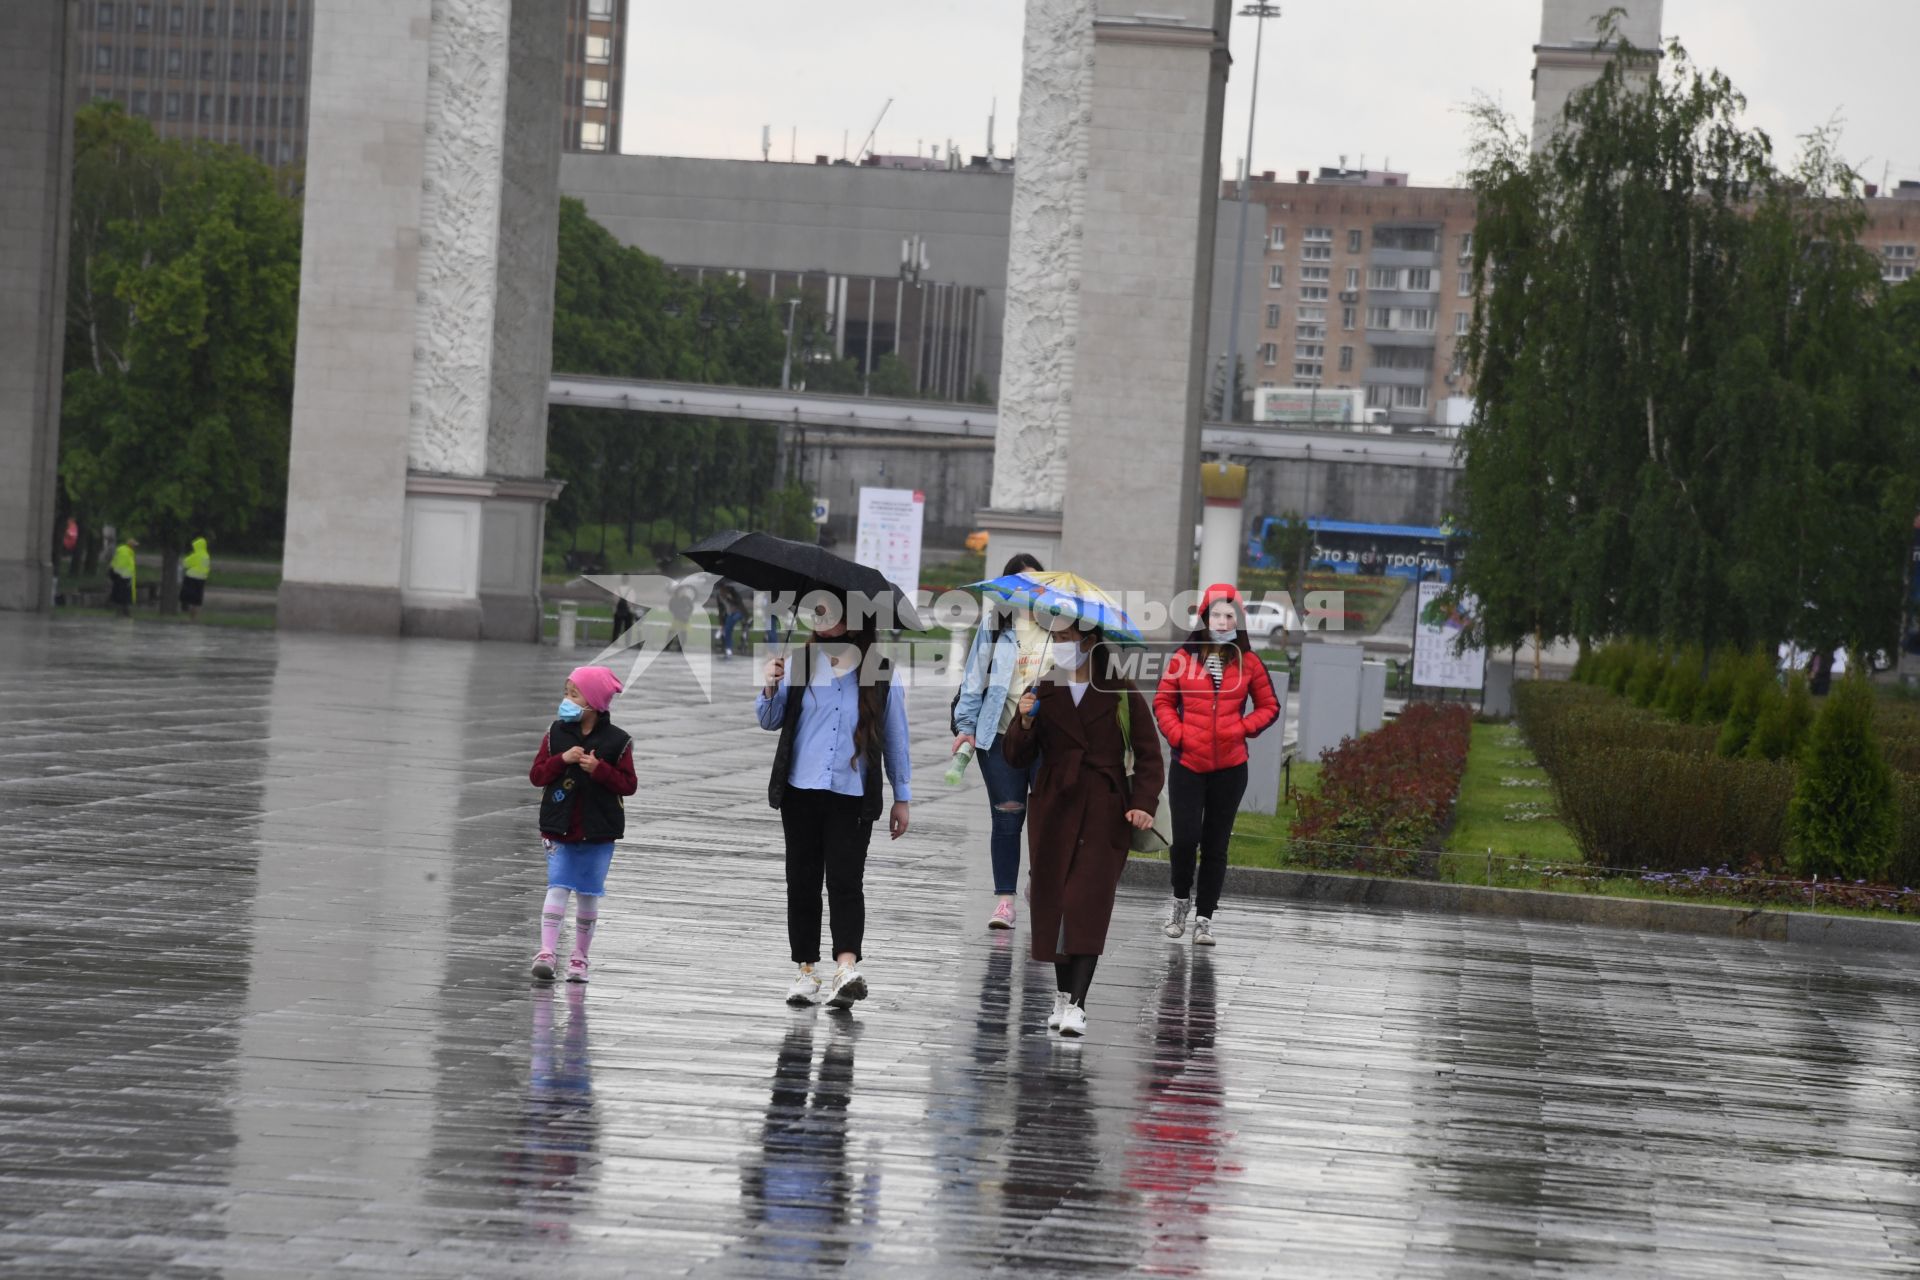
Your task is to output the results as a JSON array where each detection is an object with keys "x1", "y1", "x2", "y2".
[{"x1": 1152, "y1": 583, "x2": 1280, "y2": 946}]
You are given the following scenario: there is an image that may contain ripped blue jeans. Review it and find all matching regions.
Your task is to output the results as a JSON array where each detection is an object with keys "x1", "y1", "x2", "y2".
[{"x1": 976, "y1": 742, "x2": 1037, "y2": 895}]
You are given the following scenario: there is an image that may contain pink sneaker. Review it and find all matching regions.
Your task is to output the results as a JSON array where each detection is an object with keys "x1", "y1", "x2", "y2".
[
  {"x1": 987, "y1": 898, "x2": 1017, "y2": 931},
  {"x1": 565, "y1": 955, "x2": 590, "y2": 984},
  {"x1": 530, "y1": 951, "x2": 557, "y2": 981}
]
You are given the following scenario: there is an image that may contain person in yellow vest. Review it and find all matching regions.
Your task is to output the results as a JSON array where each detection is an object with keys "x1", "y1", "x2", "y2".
[
  {"x1": 108, "y1": 537, "x2": 138, "y2": 617},
  {"x1": 180, "y1": 536, "x2": 211, "y2": 621}
]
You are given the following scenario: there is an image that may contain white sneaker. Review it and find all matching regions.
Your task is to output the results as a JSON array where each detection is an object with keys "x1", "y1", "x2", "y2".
[
  {"x1": 826, "y1": 964, "x2": 868, "y2": 1009},
  {"x1": 1193, "y1": 916, "x2": 1216, "y2": 946},
  {"x1": 1058, "y1": 999, "x2": 1087, "y2": 1038},
  {"x1": 785, "y1": 965, "x2": 821, "y2": 1006},
  {"x1": 1164, "y1": 897, "x2": 1191, "y2": 939},
  {"x1": 1047, "y1": 991, "x2": 1069, "y2": 1031}
]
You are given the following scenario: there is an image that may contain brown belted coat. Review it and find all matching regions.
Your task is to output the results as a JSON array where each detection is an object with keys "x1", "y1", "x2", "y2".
[{"x1": 1001, "y1": 677, "x2": 1164, "y2": 962}]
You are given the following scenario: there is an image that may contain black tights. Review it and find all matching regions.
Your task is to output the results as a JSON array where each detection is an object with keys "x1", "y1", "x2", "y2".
[{"x1": 1053, "y1": 955, "x2": 1099, "y2": 1009}]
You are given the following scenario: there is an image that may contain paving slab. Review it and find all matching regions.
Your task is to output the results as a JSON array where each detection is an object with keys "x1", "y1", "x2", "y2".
[{"x1": 1, "y1": 615, "x2": 1918, "y2": 1278}]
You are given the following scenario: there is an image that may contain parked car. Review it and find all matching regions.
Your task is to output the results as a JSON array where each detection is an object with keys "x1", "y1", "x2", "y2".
[{"x1": 1242, "y1": 598, "x2": 1298, "y2": 640}]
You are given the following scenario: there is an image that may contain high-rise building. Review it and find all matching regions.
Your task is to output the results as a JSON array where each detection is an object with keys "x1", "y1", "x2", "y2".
[
  {"x1": 1531, "y1": 0, "x2": 1663, "y2": 150},
  {"x1": 564, "y1": 0, "x2": 625, "y2": 154},
  {"x1": 1241, "y1": 165, "x2": 1920, "y2": 426},
  {"x1": 1242, "y1": 172, "x2": 1479, "y2": 426},
  {"x1": 69, "y1": 0, "x2": 624, "y2": 166},
  {"x1": 72, "y1": 0, "x2": 314, "y2": 168}
]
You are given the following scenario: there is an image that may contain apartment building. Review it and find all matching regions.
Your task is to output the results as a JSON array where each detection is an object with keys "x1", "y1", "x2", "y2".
[
  {"x1": 72, "y1": 0, "x2": 313, "y2": 167},
  {"x1": 1246, "y1": 170, "x2": 1920, "y2": 426},
  {"x1": 564, "y1": 0, "x2": 626, "y2": 153},
  {"x1": 1866, "y1": 182, "x2": 1920, "y2": 285},
  {"x1": 1246, "y1": 171, "x2": 1479, "y2": 426},
  {"x1": 71, "y1": 0, "x2": 626, "y2": 166}
]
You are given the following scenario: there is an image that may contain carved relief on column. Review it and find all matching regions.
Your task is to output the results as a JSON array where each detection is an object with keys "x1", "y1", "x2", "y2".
[
  {"x1": 408, "y1": 0, "x2": 512, "y2": 478},
  {"x1": 486, "y1": 0, "x2": 565, "y2": 480},
  {"x1": 989, "y1": 0, "x2": 1095, "y2": 513}
]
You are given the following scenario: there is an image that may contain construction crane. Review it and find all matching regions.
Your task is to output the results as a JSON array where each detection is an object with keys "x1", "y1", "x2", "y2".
[{"x1": 856, "y1": 98, "x2": 893, "y2": 163}]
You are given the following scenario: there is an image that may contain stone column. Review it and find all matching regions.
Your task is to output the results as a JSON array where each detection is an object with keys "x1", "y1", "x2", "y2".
[
  {"x1": 977, "y1": 0, "x2": 1093, "y2": 573},
  {"x1": 280, "y1": 0, "x2": 564, "y2": 640},
  {"x1": 0, "y1": 4, "x2": 73, "y2": 612},
  {"x1": 1196, "y1": 461, "x2": 1247, "y2": 596},
  {"x1": 982, "y1": 0, "x2": 1230, "y2": 617}
]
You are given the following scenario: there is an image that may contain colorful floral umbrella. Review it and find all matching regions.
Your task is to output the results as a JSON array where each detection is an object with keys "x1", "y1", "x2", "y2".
[{"x1": 968, "y1": 569, "x2": 1145, "y2": 646}]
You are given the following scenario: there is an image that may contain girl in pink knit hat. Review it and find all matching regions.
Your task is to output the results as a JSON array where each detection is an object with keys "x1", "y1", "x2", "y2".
[{"x1": 527, "y1": 665, "x2": 637, "y2": 983}]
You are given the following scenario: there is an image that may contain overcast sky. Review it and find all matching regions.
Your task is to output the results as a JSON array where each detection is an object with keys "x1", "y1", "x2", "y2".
[{"x1": 622, "y1": 1, "x2": 1919, "y2": 189}]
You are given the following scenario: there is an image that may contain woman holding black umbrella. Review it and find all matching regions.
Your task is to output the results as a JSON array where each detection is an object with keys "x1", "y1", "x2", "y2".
[
  {"x1": 755, "y1": 593, "x2": 912, "y2": 1010},
  {"x1": 688, "y1": 531, "x2": 918, "y2": 1009}
]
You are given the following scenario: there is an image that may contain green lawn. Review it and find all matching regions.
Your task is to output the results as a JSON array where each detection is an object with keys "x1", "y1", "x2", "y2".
[{"x1": 1439, "y1": 721, "x2": 1581, "y2": 886}]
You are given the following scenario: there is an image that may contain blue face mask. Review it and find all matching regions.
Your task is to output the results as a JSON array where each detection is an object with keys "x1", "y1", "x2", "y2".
[{"x1": 557, "y1": 697, "x2": 585, "y2": 722}]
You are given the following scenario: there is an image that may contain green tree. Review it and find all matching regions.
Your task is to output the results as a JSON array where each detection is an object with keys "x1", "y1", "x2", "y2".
[
  {"x1": 1747, "y1": 673, "x2": 1814, "y2": 762},
  {"x1": 60, "y1": 103, "x2": 301, "y2": 610},
  {"x1": 1458, "y1": 25, "x2": 1920, "y2": 660},
  {"x1": 868, "y1": 352, "x2": 920, "y2": 399},
  {"x1": 547, "y1": 198, "x2": 795, "y2": 564},
  {"x1": 1788, "y1": 672, "x2": 1896, "y2": 879},
  {"x1": 1715, "y1": 653, "x2": 1773, "y2": 757},
  {"x1": 1261, "y1": 511, "x2": 1315, "y2": 598}
]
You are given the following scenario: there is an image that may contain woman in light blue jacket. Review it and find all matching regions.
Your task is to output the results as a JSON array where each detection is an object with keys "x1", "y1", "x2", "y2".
[{"x1": 951, "y1": 553, "x2": 1051, "y2": 930}]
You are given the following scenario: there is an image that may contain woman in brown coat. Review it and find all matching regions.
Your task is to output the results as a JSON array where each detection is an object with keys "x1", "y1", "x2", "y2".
[{"x1": 1001, "y1": 625, "x2": 1164, "y2": 1038}]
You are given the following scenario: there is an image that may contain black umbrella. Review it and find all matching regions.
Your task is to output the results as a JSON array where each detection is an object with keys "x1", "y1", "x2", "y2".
[{"x1": 682, "y1": 529, "x2": 923, "y2": 630}]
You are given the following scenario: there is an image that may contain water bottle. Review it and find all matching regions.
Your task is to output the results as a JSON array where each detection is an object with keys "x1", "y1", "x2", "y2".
[{"x1": 943, "y1": 741, "x2": 976, "y2": 786}]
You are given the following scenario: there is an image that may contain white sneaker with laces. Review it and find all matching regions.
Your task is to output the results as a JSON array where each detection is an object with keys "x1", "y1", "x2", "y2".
[
  {"x1": 1058, "y1": 999, "x2": 1088, "y2": 1038},
  {"x1": 785, "y1": 965, "x2": 821, "y2": 1006},
  {"x1": 1193, "y1": 916, "x2": 1216, "y2": 946},
  {"x1": 1047, "y1": 991, "x2": 1069, "y2": 1031},
  {"x1": 1164, "y1": 897, "x2": 1191, "y2": 939},
  {"x1": 826, "y1": 963, "x2": 869, "y2": 1009}
]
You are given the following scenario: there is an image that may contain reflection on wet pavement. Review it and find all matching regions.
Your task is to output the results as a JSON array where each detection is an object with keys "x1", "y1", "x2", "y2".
[{"x1": 2, "y1": 616, "x2": 1918, "y2": 1277}]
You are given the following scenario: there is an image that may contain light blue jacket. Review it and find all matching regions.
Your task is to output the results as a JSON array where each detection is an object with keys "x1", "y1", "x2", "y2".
[{"x1": 952, "y1": 625, "x2": 1024, "y2": 751}]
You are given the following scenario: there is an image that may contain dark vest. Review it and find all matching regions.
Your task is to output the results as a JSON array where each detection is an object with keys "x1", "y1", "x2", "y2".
[
  {"x1": 538, "y1": 716, "x2": 633, "y2": 842},
  {"x1": 767, "y1": 651, "x2": 892, "y2": 823}
]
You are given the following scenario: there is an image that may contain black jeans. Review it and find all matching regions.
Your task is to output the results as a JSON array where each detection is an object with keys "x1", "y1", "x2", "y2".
[
  {"x1": 1168, "y1": 762, "x2": 1247, "y2": 919},
  {"x1": 781, "y1": 786, "x2": 875, "y2": 964}
]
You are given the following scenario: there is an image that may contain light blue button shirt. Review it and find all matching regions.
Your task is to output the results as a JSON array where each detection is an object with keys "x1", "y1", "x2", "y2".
[{"x1": 756, "y1": 656, "x2": 912, "y2": 803}]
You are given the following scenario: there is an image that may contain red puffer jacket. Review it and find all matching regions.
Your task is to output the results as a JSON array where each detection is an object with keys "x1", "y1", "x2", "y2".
[{"x1": 1153, "y1": 584, "x2": 1281, "y2": 773}]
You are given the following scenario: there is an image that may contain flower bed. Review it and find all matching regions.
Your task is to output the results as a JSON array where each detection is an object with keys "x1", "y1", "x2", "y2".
[{"x1": 1290, "y1": 702, "x2": 1474, "y2": 875}]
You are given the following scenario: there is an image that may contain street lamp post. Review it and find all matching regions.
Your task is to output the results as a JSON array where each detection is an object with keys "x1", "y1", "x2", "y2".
[
  {"x1": 779, "y1": 298, "x2": 801, "y2": 390},
  {"x1": 1221, "y1": 2, "x2": 1281, "y2": 425}
]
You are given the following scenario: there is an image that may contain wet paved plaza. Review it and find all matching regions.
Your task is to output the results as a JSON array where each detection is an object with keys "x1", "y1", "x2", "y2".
[{"x1": 3, "y1": 616, "x2": 1919, "y2": 1277}]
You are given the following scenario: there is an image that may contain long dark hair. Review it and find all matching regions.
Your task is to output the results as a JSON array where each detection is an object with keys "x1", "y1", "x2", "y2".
[
  {"x1": 848, "y1": 623, "x2": 890, "y2": 769},
  {"x1": 983, "y1": 552, "x2": 1045, "y2": 636}
]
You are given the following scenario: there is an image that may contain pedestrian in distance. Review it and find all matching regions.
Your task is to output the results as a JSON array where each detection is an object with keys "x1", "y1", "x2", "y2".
[
  {"x1": 1001, "y1": 624, "x2": 1163, "y2": 1039},
  {"x1": 664, "y1": 579, "x2": 696, "y2": 653},
  {"x1": 610, "y1": 591, "x2": 636, "y2": 644},
  {"x1": 108, "y1": 536, "x2": 138, "y2": 617},
  {"x1": 951, "y1": 552, "x2": 1053, "y2": 931},
  {"x1": 757, "y1": 594, "x2": 912, "y2": 1011},
  {"x1": 180, "y1": 536, "x2": 211, "y2": 621},
  {"x1": 716, "y1": 579, "x2": 749, "y2": 659},
  {"x1": 527, "y1": 666, "x2": 638, "y2": 984},
  {"x1": 1153, "y1": 584, "x2": 1280, "y2": 947}
]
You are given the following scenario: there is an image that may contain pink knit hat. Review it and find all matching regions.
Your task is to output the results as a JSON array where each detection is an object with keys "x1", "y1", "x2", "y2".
[{"x1": 568, "y1": 665, "x2": 624, "y2": 712}]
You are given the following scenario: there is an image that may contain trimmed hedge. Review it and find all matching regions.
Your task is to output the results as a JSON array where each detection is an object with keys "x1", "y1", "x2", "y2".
[
  {"x1": 1516, "y1": 682, "x2": 1792, "y2": 872},
  {"x1": 1291, "y1": 701, "x2": 1473, "y2": 868}
]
